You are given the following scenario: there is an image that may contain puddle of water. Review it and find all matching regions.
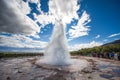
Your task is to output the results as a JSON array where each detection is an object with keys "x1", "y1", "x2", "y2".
[
  {"x1": 100, "y1": 74, "x2": 113, "y2": 79},
  {"x1": 99, "y1": 65, "x2": 119, "y2": 69},
  {"x1": 99, "y1": 65, "x2": 108, "y2": 69},
  {"x1": 112, "y1": 69, "x2": 120, "y2": 74},
  {"x1": 112, "y1": 69, "x2": 120, "y2": 77}
]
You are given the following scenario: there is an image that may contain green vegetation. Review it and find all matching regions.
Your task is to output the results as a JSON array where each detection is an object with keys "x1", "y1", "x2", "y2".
[
  {"x1": 70, "y1": 44, "x2": 120, "y2": 56},
  {"x1": 0, "y1": 52, "x2": 43, "y2": 58}
]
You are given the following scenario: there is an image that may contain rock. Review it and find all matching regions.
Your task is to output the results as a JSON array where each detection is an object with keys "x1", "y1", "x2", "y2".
[
  {"x1": 82, "y1": 67, "x2": 93, "y2": 73},
  {"x1": 88, "y1": 76, "x2": 92, "y2": 79},
  {"x1": 92, "y1": 67, "x2": 99, "y2": 70},
  {"x1": 17, "y1": 70, "x2": 22, "y2": 73},
  {"x1": 6, "y1": 76, "x2": 11, "y2": 80}
]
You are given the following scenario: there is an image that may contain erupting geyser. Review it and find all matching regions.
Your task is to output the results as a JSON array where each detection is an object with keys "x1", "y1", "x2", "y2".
[
  {"x1": 41, "y1": 20, "x2": 71, "y2": 65},
  {"x1": 36, "y1": 0, "x2": 89, "y2": 68},
  {"x1": 37, "y1": 0, "x2": 77, "y2": 66}
]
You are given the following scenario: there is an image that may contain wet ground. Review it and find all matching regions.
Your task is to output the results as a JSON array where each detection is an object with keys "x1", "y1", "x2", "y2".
[{"x1": 0, "y1": 56, "x2": 120, "y2": 80}]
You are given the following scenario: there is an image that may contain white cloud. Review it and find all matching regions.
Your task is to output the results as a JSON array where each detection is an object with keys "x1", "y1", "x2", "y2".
[
  {"x1": 69, "y1": 41, "x2": 102, "y2": 51},
  {"x1": 28, "y1": 0, "x2": 40, "y2": 4},
  {"x1": 0, "y1": 0, "x2": 40, "y2": 37},
  {"x1": 34, "y1": 13, "x2": 56, "y2": 26},
  {"x1": 95, "y1": 35, "x2": 100, "y2": 38},
  {"x1": 16, "y1": 0, "x2": 31, "y2": 14},
  {"x1": 0, "y1": 34, "x2": 48, "y2": 49},
  {"x1": 68, "y1": 11, "x2": 91, "y2": 39},
  {"x1": 108, "y1": 33, "x2": 120, "y2": 38},
  {"x1": 103, "y1": 39, "x2": 108, "y2": 42}
]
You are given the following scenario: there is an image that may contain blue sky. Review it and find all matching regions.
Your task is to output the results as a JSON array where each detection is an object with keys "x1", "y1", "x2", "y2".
[{"x1": 0, "y1": 0, "x2": 120, "y2": 52}]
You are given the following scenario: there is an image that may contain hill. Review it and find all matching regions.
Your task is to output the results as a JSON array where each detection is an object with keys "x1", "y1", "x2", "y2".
[
  {"x1": 71, "y1": 39, "x2": 120, "y2": 55},
  {"x1": 103, "y1": 39, "x2": 120, "y2": 46}
]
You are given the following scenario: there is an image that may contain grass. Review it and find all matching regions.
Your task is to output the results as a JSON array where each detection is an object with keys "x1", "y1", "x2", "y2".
[{"x1": 0, "y1": 52, "x2": 43, "y2": 58}]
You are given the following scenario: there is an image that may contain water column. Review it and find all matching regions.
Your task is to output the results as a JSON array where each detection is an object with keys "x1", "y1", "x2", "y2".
[{"x1": 43, "y1": 19, "x2": 71, "y2": 65}]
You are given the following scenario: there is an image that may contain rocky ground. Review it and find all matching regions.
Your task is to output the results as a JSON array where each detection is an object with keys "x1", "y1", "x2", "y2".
[{"x1": 0, "y1": 56, "x2": 120, "y2": 80}]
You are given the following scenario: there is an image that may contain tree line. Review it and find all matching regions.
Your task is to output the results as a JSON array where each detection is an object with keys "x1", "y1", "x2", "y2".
[
  {"x1": 0, "y1": 52, "x2": 43, "y2": 58},
  {"x1": 70, "y1": 44, "x2": 120, "y2": 56}
]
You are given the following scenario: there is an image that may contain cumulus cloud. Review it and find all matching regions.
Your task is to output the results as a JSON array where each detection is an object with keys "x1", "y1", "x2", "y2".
[
  {"x1": 95, "y1": 35, "x2": 100, "y2": 38},
  {"x1": 34, "y1": 13, "x2": 55, "y2": 27},
  {"x1": 68, "y1": 11, "x2": 91, "y2": 39},
  {"x1": 108, "y1": 33, "x2": 120, "y2": 38},
  {"x1": 0, "y1": 0, "x2": 40, "y2": 37},
  {"x1": 0, "y1": 34, "x2": 47, "y2": 48},
  {"x1": 69, "y1": 41, "x2": 102, "y2": 51},
  {"x1": 28, "y1": 0, "x2": 40, "y2": 4}
]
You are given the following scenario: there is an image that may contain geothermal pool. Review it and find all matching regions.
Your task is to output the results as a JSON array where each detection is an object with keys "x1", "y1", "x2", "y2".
[{"x1": 36, "y1": 58, "x2": 89, "y2": 72}]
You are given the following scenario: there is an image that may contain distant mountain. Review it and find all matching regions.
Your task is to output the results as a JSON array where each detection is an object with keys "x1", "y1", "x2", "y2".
[{"x1": 103, "y1": 39, "x2": 120, "y2": 46}]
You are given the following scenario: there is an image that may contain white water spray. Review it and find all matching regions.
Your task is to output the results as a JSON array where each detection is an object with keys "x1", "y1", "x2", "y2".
[{"x1": 41, "y1": 19, "x2": 71, "y2": 65}]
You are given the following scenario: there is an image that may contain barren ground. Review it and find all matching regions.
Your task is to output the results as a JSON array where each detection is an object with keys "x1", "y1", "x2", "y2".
[{"x1": 0, "y1": 56, "x2": 120, "y2": 80}]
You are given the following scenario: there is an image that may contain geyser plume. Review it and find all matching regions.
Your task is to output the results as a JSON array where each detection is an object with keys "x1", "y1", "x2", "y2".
[
  {"x1": 40, "y1": 0, "x2": 79, "y2": 65},
  {"x1": 42, "y1": 20, "x2": 71, "y2": 65}
]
